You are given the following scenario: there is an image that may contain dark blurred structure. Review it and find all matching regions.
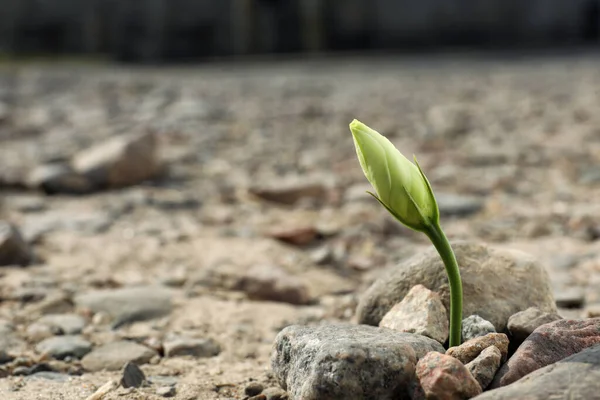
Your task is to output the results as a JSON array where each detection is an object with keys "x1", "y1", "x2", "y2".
[{"x1": 0, "y1": 0, "x2": 599, "y2": 62}]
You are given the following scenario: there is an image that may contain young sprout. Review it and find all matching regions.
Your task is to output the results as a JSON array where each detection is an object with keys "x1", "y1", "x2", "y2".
[{"x1": 350, "y1": 119, "x2": 463, "y2": 347}]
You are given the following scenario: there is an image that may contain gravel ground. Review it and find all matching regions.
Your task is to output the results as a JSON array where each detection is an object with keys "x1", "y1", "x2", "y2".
[{"x1": 1, "y1": 52, "x2": 600, "y2": 399}]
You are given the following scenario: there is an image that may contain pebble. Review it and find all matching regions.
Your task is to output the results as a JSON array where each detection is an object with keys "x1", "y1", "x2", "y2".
[
  {"x1": 0, "y1": 221, "x2": 33, "y2": 266},
  {"x1": 436, "y1": 193, "x2": 484, "y2": 218},
  {"x1": 446, "y1": 333, "x2": 509, "y2": 364},
  {"x1": 507, "y1": 306, "x2": 563, "y2": 343},
  {"x1": 465, "y1": 345, "x2": 502, "y2": 390},
  {"x1": 26, "y1": 371, "x2": 70, "y2": 382},
  {"x1": 121, "y1": 362, "x2": 146, "y2": 388},
  {"x1": 271, "y1": 323, "x2": 443, "y2": 400},
  {"x1": 357, "y1": 241, "x2": 557, "y2": 332},
  {"x1": 244, "y1": 382, "x2": 264, "y2": 396},
  {"x1": 72, "y1": 131, "x2": 161, "y2": 189},
  {"x1": 163, "y1": 337, "x2": 221, "y2": 358},
  {"x1": 37, "y1": 314, "x2": 87, "y2": 335},
  {"x1": 462, "y1": 314, "x2": 496, "y2": 342},
  {"x1": 74, "y1": 286, "x2": 172, "y2": 328},
  {"x1": 81, "y1": 341, "x2": 158, "y2": 372},
  {"x1": 554, "y1": 287, "x2": 586, "y2": 308},
  {"x1": 415, "y1": 351, "x2": 482, "y2": 399},
  {"x1": 491, "y1": 318, "x2": 600, "y2": 388},
  {"x1": 262, "y1": 387, "x2": 288, "y2": 400},
  {"x1": 26, "y1": 163, "x2": 92, "y2": 194},
  {"x1": 248, "y1": 177, "x2": 327, "y2": 205},
  {"x1": 266, "y1": 225, "x2": 318, "y2": 246},
  {"x1": 156, "y1": 386, "x2": 176, "y2": 397},
  {"x1": 475, "y1": 344, "x2": 600, "y2": 400},
  {"x1": 379, "y1": 284, "x2": 449, "y2": 344},
  {"x1": 236, "y1": 264, "x2": 311, "y2": 305},
  {"x1": 35, "y1": 335, "x2": 92, "y2": 360}
]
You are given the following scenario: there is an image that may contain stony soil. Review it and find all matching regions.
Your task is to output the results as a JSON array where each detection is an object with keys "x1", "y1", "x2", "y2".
[{"x1": 1, "y1": 52, "x2": 600, "y2": 399}]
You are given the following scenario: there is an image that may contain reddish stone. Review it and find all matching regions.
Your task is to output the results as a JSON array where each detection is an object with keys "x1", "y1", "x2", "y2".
[{"x1": 490, "y1": 318, "x2": 600, "y2": 388}]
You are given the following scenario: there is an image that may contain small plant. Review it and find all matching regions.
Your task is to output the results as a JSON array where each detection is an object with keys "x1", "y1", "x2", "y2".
[{"x1": 350, "y1": 119, "x2": 463, "y2": 347}]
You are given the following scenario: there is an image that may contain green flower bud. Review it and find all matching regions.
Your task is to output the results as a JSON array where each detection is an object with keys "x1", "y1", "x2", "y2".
[{"x1": 349, "y1": 119, "x2": 439, "y2": 232}]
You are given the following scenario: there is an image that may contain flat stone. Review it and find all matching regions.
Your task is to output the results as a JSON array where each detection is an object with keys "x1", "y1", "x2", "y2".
[
  {"x1": 415, "y1": 351, "x2": 482, "y2": 399},
  {"x1": 0, "y1": 221, "x2": 32, "y2": 266},
  {"x1": 156, "y1": 386, "x2": 176, "y2": 397},
  {"x1": 475, "y1": 344, "x2": 600, "y2": 400},
  {"x1": 446, "y1": 333, "x2": 509, "y2": 364},
  {"x1": 248, "y1": 176, "x2": 327, "y2": 205},
  {"x1": 26, "y1": 371, "x2": 70, "y2": 382},
  {"x1": 235, "y1": 265, "x2": 311, "y2": 305},
  {"x1": 554, "y1": 287, "x2": 586, "y2": 309},
  {"x1": 26, "y1": 163, "x2": 92, "y2": 194},
  {"x1": 436, "y1": 193, "x2": 484, "y2": 218},
  {"x1": 163, "y1": 337, "x2": 221, "y2": 358},
  {"x1": 462, "y1": 315, "x2": 496, "y2": 342},
  {"x1": 266, "y1": 225, "x2": 318, "y2": 246},
  {"x1": 74, "y1": 286, "x2": 172, "y2": 328},
  {"x1": 491, "y1": 318, "x2": 600, "y2": 388},
  {"x1": 465, "y1": 345, "x2": 502, "y2": 390},
  {"x1": 271, "y1": 323, "x2": 444, "y2": 400},
  {"x1": 81, "y1": 341, "x2": 157, "y2": 372},
  {"x1": 379, "y1": 284, "x2": 449, "y2": 344},
  {"x1": 507, "y1": 306, "x2": 563, "y2": 343},
  {"x1": 35, "y1": 335, "x2": 92, "y2": 360},
  {"x1": 357, "y1": 241, "x2": 557, "y2": 332},
  {"x1": 72, "y1": 131, "x2": 161, "y2": 189},
  {"x1": 37, "y1": 314, "x2": 87, "y2": 335}
]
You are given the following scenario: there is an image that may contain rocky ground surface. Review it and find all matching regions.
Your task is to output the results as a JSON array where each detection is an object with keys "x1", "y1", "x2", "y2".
[{"x1": 1, "y1": 52, "x2": 600, "y2": 399}]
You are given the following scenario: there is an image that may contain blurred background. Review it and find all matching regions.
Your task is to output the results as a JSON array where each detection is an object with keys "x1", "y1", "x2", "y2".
[{"x1": 0, "y1": 0, "x2": 599, "y2": 62}]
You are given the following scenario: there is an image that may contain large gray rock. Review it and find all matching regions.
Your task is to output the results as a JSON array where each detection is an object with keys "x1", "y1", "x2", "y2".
[
  {"x1": 474, "y1": 344, "x2": 600, "y2": 400},
  {"x1": 271, "y1": 323, "x2": 444, "y2": 400},
  {"x1": 491, "y1": 318, "x2": 600, "y2": 388},
  {"x1": 74, "y1": 286, "x2": 172, "y2": 328},
  {"x1": 357, "y1": 241, "x2": 557, "y2": 331}
]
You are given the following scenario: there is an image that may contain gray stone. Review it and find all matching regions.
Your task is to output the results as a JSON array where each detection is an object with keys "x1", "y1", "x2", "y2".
[
  {"x1": 26, "y1": 372, "x2": 70, "y2": 382},
  {"x1": 248, "y1": 176, "x2": 327, "y2": 205},
  {"x1": 356, "y1": 241, "x2": 557, "y2": 332},
  {"x1": 121, "y1": 362, "x2": 146, "y2": 388},
  {"x1": 475, "y1": 344, "x2": 600, "y2": 400},
  {"x1": 0, "y1": 320, "x2": 26, "y2": 355},
  {"x1": 74, "y1": 286, "x2": 172, "y2": 328},
  {"x1": 37, "y1": 314, "x2": 87, "y2": 335},
  {"x1": 271, "y1": 323, "x2": 444, "y2": 400},
  {"x1": 462, "y1": 315, "x2": 496, "y2": 342},
  {"x1": 415, "y1": 351, "x2": 482, "y2": 399},
  {"x1": 491, "y1": 318, "x2": 600, "y2": 388},
  {"x1": 554, "y1": 287, "x2": 586, "y2": 308},
  {"x1": 72, "y1": 131, "x2": 161, "y2": 189},
  {"x1": 0, "y1": 221, "x2": 32, "y2": 266},
  {"x1": 81, "y1": 341, "x2": 157, "y2": 372},
  {"x1": 156, "y1": 386, "x2": 176, "y2": 397},
  {"x1": 465, "y1": 345, "x2": 502, "y2": 390},
  {"x1": 35, "y1": 335, "x2": 92, "y2": 360},
  {"x1": 436, "y1": 193, "x2": 484, "y2": 218},
  {"x1": 379, "y1": 284, "x2": 449, "y2": 344},
  {"x1": 26, "y1": 163, "x2": 92, "y2": 194},
  {"x1": 507, "y1": 306, "x2": 563, "y2": 343},
  {"x1": 164, "y1": 337, "x2": 221, "y2": 358}
]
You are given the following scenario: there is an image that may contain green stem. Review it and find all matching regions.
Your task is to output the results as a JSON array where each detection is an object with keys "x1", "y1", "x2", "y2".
[{"x1": 425, "y1": 223, "x2": 463, "y2": 348}]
